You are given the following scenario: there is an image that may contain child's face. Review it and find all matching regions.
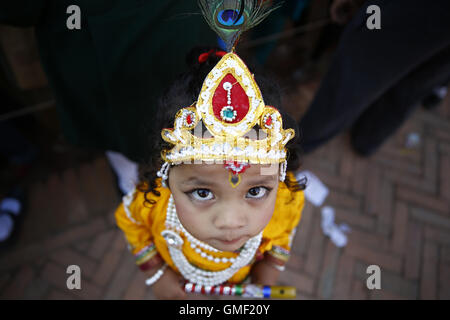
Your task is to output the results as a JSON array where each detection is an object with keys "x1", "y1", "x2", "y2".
[{"x1": 168, "y1": 163, "x2": 279, "y2": 252}]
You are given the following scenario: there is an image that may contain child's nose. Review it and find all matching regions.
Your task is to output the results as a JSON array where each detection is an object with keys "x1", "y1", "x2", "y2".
[{"x1": 213, "y1": 205, "x2": 247, "y2": 230}]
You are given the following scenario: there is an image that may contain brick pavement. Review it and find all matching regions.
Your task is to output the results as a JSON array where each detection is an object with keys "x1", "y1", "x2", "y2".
[{"x1": 0, "y1": 87, "x2": 449, "y2": 300}]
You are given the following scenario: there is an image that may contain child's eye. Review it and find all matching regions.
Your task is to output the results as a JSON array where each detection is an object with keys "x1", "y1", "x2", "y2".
[
  {"x1": 190, "y1": 189, "x2": 214, "y2": 201},
  {"x1": 246, "y1": 187, "x2": 270, "y2": 199}
]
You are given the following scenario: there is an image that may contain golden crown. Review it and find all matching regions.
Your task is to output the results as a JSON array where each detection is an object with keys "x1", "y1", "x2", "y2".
[{"x1": 160, "y1": 52, "x2": 295, "y2": 165}]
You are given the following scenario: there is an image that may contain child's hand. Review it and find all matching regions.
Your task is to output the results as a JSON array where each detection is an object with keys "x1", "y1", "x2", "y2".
[
  {"x1": 150, "y1": 267, "x2": 187, "y2": 300},
  {"x1": 250, "y1": 259, "x2": 281, "y2": 286}
]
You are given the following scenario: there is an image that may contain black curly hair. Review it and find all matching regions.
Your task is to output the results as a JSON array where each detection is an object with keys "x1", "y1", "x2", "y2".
[{"x1": 139, "y1": 46, "x2": 306, "y2": 206}]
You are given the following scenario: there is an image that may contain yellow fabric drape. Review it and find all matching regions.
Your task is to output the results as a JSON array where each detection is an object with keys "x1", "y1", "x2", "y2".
[{"x1": 115, "y1": 171, "x2": 305, "y2": 283}]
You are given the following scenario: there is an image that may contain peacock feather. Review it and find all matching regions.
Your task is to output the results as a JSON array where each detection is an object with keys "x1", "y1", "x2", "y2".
[{"x1": 198, "y1": 0, "x2": 282, "y2": 51}]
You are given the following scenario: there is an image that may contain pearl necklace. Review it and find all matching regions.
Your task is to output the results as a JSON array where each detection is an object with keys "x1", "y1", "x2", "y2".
[{"x1": 161, "y1": 195, "x2": 262, "y2": 286}]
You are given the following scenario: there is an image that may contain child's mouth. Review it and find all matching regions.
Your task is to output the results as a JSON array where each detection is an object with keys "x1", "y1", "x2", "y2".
[{"x1": 217, "y1": 236, "x2": 245, "y2": 246}]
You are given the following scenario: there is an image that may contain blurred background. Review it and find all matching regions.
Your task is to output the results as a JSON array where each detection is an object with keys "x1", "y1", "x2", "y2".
[{"x1": 0, "y1": 0, "x2": 449, "y2": 300}]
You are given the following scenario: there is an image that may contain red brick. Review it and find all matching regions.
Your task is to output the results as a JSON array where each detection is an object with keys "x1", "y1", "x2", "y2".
[
  {"x1": 384, "y1": 168, "x2": 435, "y2": 194},
  {"x1": 107, "y1": 208, "x2": 119, "y2": 226},
  {"x1": 40, "y1": 262, "x2": 72, "y2": 292},
  {"x1": 370, "y1": 290, "x2": 406, "y2": 300},
  {"x1": 0, "y1": 272, "x2": 11, "y2": 292},
  {"x1": 318, "y1": 241, "x2": 340, "y2": 299},
  {"x1": 61, "y1": 168, "x2": 89, "y2": 224},
  {"x1": 419, "y1": 108, "x2": 450, "y2": 133},
  {"x1": 92, "y1": 157, "x2": 120, "y2": 210},
  {"x1": 378, "y1": 141, "x2": 421, "y2": 165},
  {"x1": 78, "y1": 162, "x2": 107, "y2": 215},
  {"x1": 313, "y1": 170, "x2": 350, "y2": 192},
  {"x1": 438, "y1": 262, "x2": 450, "y2": 299},
  {"x1": 0, "y1": 218, "x2": 107, "y2": 272},
  {"x1": 391, "y1": 201, "x2": 409, "y2": 255},
  {"x1": 351, "y1": 159, "x2": 368, "y2": 196},
  {"x1": 396, "y1": 186, "x2": 449, "y2": 214},
  {"x1": 423, "y1": 138, "x2": 438, "y2": 184},
  {"x1": 46, "y1": 174, "x2": 70, "y2": 232},
  {"x1": 440, "y1": 154, "x2": 450, "y2": 202},
  {"x1": 302, "y1": 157, "x2": 337, "y2": 178},
  {"x1": 334, "y1": 207, "x2": 376, "y2": 231},
  {"x1": 87, "y1": 229, "x2": 115, "y2": 260},
  {"x1": 441, "y1": 246, "x2": 450, "y2": 263},
  {"x1": 23, "y1": 277, "x2": 50, "y2": 299},
  {"x1": 286, "y1": 253, "x2": 304, "y2": 271},
  {"x1": 46, "y1": 289, "x2": 74, "y2": 300},
  {"x1": 364, "y1": 162, "x2": 382, "y2": 213},
  {"x1": 20, "y1": 181, "x2": 50, "y2": 244},
  {"x1": 278, "y1": 268, "x2": 315, "y2": 296},
  {"x1": 346, "y1": 227, "x2": 390, "y2": 252},
  {"x1": 326, "y1": 137, "x2": 343, "y2": 168},
  {"x1": 438, "y1": 141, "x2": 450, "y2": 155},
  {"x1": 70, "y1": 279, "x2": 103, "y2": 300},
  {"x1": 103, "y1": 252, "x2": 137, "y2": 299},
  {"x1": 404, "y1": 221, "x2": 423, "y2": 280},
  {"x1": 92, "y1": 230, "x2": 127, "y2": 287},
  {"x1": 420, "y1": 241, "x2": 438, "y2": 299},
  {"x1": 1, "y1": 265, "x2": 34, "y2": 299},
  {"x1": 145, "y1": 287, "x2": 157, "y2": 300},
  {"x1": 374, "y1": 153, "x2": 421, "y2": 177},
  {"x1": 344, "y1": 242, "x2": 402, "y2": 273},
  {"x1": 424, "y1": 226, "x2": 450, "y2": 245},
  {"x1": 339, "y1": 145, "x2": 354, "y2": 179},
  {"x1": 376, "y1": 178, "x2": 394, "y2": 236},
  {"x1": 333, "y1": 254, "x2": 355, "y2": 299},
  {"x1": 0, "y1": 243, "x2": 40, "y2": 273},
  {"x1": 304, "y1": 214, "x2": 326, "y2": 276},
  {"x1": 51, "y1": 248, "x2": 98, "y2": 280},
  {"x1": 350, "y1": 280, "x2": 368, "y2": 300},
  {"x1": 43, "y1": 217, "x2": 108, "y2": 252},
  {"x1": 73, "y1": 240, "x2": 91, "y2": 253},
  {"x1": 410, "y1": 207, "x2": 450, "y2": 230},
  {"x1": 327, "y1": 190, "x2": 361, "y2": 210},
  {"x1": 291, "y1": 201, "x2": 314, "y2": 256},
  {"x1": 123, "y1": 271, "x2": 148, "y2": 300},
  {"x1": 436, "y1": 129, "x2": 450, "y2": 143}
]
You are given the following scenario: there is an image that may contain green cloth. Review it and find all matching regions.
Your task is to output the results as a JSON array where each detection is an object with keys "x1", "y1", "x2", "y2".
[{"x1": 1, "y1": 0, "x2": 215, "y2": 162}]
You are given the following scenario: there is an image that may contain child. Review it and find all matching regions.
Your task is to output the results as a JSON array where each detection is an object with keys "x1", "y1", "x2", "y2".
[{"x1": 115, "y1": 1, "x2": 306, "y2": 300}]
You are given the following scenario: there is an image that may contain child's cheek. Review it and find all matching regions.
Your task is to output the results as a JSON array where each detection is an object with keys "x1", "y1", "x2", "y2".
[
  {"x1": 255, "y1": 194, "x2": 277, "y2": 230},
  {"x1": 173, "y1": 197, "x2": 204, "y2": 235},
  {"x1": 259, "y1": 207, "x2": 274, "y2": 230}
]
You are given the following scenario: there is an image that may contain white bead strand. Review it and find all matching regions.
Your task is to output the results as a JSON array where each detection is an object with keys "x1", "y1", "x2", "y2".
[{"x1": 156, "y1": 162, "x2": 170, "y2": 188}]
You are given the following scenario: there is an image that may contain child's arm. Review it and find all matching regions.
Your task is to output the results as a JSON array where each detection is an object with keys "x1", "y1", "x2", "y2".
[
  {"x1": 146, "y1": 263, "x2": 187, "y2": 300},
  {"x1": 250, "y1": 254, "x2": 285, "y2": 286},
  {"x1": 115, "y1": 192, "x2": 186, "y2": 299}
]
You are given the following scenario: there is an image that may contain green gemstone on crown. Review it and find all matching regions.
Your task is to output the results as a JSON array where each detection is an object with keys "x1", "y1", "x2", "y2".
[{"x1": 220, "y1": 106, "x2": 236, "y2": 122}]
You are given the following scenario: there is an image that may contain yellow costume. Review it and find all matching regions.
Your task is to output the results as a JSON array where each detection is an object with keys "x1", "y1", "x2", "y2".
[{"x1": 115, "y1": 171, "x2": 304, "y2": 283}]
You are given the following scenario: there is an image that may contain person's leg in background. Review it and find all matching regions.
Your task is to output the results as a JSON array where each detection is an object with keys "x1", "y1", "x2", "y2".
[
  {"x1": 298, "y1": 0, "x2": 450, "y2": 155},
  {"x1": 351, "y1": 45, "x2": 450, "y2": 156}
]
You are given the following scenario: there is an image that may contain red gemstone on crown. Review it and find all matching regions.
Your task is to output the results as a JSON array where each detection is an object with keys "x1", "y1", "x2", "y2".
[
  {"x1": 186, "y1": 114, "x2": 193, "y2": 125},
  {"x1": 265, "y1": 115, "x2": 272, "y2": 126}
]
